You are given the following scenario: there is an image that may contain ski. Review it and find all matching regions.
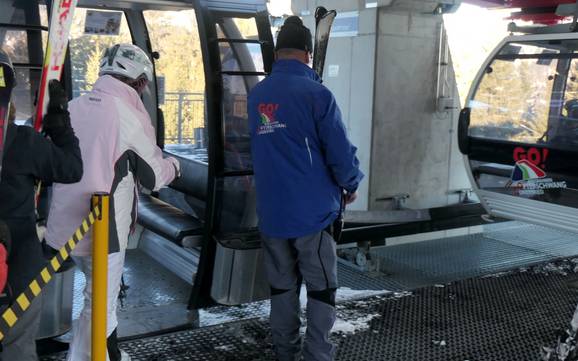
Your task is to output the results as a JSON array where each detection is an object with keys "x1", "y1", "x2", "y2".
[
  {"x1": 313, "y1": 6, "x2": 337, "y2": 80},
  {"x1": 33, "y1": 0, "x2": 78, "y2": 131},
  {"x1": 312, "y1": 7, "x2": 344, "y2": 240},
  {"x1": 0, "y1": 52, "x2": 15, "y2": 179}
]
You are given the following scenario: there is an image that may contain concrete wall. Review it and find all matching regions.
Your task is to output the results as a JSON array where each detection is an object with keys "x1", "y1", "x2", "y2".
[
  {"x1": 291, "y1": 0, "x2": 459, "y2": 14},
  {"x1": 370, "y1": 9, "x2": 469, "y2": 210},
  {"x1": 292, "y1": 0, "x2": 366, "y2": 13},
  {"x1": 300, "y1": 9, "x2": 377, "y2": 211}
]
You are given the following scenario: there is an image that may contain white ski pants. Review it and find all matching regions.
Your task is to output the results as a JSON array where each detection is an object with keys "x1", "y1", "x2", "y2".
[{"x1": 66, "y1": 251, "x2": 126, "y2": 361}]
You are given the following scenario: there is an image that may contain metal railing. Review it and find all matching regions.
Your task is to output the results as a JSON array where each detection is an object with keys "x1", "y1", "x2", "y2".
[{"x1": 162, "y1": 92, "x2": 205, "y2": 145}]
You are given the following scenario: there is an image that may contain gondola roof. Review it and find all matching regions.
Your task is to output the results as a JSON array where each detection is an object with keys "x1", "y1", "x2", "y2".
[{"x1": 466, "y1": 0, "x2": 578, "y2": 25}]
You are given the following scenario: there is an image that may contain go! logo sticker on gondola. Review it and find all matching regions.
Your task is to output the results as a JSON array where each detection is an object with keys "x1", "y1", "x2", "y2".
[
  {"x1": 513, "y1": 147, "x2": 549, "y2": 169},
  {"x1": 508, "y1": 153, "x2": 567, "y2": 196}
]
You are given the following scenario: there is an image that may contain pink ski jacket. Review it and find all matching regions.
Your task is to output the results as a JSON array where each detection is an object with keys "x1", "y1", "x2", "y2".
[{"x1": 45, "y1": 75, "x2": 179, "y2": 256}]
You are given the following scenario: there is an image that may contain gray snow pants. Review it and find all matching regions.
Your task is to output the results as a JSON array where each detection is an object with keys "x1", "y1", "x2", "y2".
[{"x1": 262, "y1": 230, "x2": 338, "y2": 361}]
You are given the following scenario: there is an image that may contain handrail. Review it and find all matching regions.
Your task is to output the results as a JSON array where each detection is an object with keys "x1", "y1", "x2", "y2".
[{"x1": 91, "y1": 193, "x2": 109, "y2": 361}]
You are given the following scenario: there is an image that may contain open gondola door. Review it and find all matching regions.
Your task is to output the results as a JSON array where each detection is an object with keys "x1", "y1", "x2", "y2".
[
  {"x1": 459, "y1": 33, "x2": 578, "y2": 232},
  {"x1": 188, "y1": 0, "x2": 274, "y2": 308}
]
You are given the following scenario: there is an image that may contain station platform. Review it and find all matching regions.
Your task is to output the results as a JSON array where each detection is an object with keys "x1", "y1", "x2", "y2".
[{"x1": 40, "y1": 221, "x2": 578, "y2": 360}]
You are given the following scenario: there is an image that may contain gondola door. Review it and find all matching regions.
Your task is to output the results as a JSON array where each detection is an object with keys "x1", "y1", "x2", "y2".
[
  {"x1": 459, "y1": 33, "x2": 578, "y2": 233},
  {"x1": 189, "y1": 0, "x2": 274, "y2": 308}
]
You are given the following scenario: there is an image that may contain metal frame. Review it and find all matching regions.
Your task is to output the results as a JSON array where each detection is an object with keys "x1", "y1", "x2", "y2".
[
  {"x1": 341, "y1": 203, "x2": 491, "y2": 244},
  {"x1": 188, "y1": 1, "x2": 272, "y2": 309},
  {"x1": 125, "y1": 10, "x2": 160, "y2": 127}
]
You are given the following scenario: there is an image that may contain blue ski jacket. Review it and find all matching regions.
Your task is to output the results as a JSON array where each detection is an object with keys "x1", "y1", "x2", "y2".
[{"x1": 248, "y1": 59, "x2": 364, "y2": 239}]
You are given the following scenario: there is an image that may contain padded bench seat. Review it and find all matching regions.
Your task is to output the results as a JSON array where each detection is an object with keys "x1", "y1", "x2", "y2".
[{"x1": 138, "y1": 193, "x2": 204, "y2": 248}]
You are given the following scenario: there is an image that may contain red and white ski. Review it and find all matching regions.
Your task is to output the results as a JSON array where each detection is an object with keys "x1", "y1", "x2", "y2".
[{"x1": 34, "y1": 0, "x2": 78, "y2": 131}]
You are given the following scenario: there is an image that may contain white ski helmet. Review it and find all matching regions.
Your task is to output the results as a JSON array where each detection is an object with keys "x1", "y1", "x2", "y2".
[{"x1": 99, "y1": 44, "x2": 153, "y2": 82}]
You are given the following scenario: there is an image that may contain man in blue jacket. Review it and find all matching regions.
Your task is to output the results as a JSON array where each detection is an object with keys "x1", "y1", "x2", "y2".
[{"x1": 248, "y1": 16, "x2": 364, "y2": 361}]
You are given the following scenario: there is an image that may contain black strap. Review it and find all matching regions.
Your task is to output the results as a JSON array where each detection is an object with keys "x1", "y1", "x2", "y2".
[{"x1": 327, "y1": 190, "x2": 346, "y2": 242}]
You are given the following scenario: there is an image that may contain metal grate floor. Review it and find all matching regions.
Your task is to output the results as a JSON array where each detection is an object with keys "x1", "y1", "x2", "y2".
[
  {"x1": 41, "y1": 260, "x2": 578, "y2": 361},
  {"x1": 40, "y1": 221, "x2": 578, "y2": 360},
  {"x1": 346, "y1": 221, "x2": 578, "y2": 291}
]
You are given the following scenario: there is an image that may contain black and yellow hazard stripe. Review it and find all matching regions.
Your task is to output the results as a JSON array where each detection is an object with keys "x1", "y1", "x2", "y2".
[{"x1": 0, "y1": 201, "x2": 102, "y2": 341}]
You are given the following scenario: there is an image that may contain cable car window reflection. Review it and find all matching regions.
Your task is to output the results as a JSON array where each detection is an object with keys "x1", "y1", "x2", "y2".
[
  {"x1": 216, "y1": 20, "x2": 264, "y2": 72},
  {"x1": 219, "y1": 42, "x2": 264, "y2": 73},
  {"x1": 12, "y1": 69, "x2": 39, "y2": 125},
  {"x1": 0, "y1": 1, "x2": 46, "y2": 126},
  {"x1": 0, "y1": 0, "x2": 40, "y2": 26},
  {"x1": 469, "y1": 40, "x2": 578, "y2": 149},
  {"x1": 229, "y1": 18, "x2": 259, "y2": 39},
  {"x1": 3, "y1": 31, "x2": 31, "y2": 63},
  {"x1": 222, "y1": 73, "x2": 252, "y2": 172},
  {"x1": 217, "y1": 176, "x2": 258, "y2": 233},
  {"x1": 143, "y1": 10, "x2": 207, "y2": 163},
  {"x1": 217, "y1": 19, "x2": 263, "y2": 172},
  {"x1": 215, "y1": 18, "x2": 263, "y2": 233}
]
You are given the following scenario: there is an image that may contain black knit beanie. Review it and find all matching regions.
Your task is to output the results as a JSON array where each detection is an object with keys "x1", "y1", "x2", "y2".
[{"x1": 275, "y1": 16, "x2": 313, "y2": 53}]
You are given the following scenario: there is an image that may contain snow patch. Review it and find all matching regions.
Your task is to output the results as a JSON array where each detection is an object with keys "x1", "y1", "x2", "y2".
[
  {"x1": 393, "y1": 291, "x2": 413, "y2": 298},
  {"x1": 200, "y1": 309, "x2": 248, "y2": 326},
  {"x1": 532, "y1": 262, "x2": 573, "y2": 276},
  {"x1": 432, "y1": 340, "x2": 447, "y2": 346},
  {"x1": 214, "y1": 345, "x2": 235, "y2": 352},
  {"x1": 332, "y1": 313, "x2": 381, "y2": 335},
  {"x1": 199, "y1": 286, "x2": 389, "y2": 327},
  {"x1": 336, "y1": 287, "x2": 390, "y2": 303}
]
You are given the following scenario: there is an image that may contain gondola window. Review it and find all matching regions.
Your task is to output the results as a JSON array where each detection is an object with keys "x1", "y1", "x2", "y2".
[{"x1": 468, "y1": 40, "x2": 578, "y2": 149}]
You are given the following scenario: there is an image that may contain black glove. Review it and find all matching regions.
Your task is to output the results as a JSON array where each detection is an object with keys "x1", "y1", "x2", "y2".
[
  {"x1": 47, "y1": 79, "x2": 68, "y2": 113},
  {"x1": 43, "y1": 80, "x2": 72, "y2": 142}
]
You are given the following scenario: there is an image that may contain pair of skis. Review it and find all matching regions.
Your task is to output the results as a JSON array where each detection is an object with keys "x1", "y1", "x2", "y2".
[
  {"x1": 1, "y1": 0, "x2": 77, "y2": 173},
  {"x1": 313, "y1": 6, "x2": 337, "y2": 81},
  {"x1": 35, "y1": 0, "x2": 78, "y2": 131},
  {"x1": 33, "y1": 0, "x2": 78, "y2": 205},
  {"x1": 312, "y1": 7, "x2": 349, "y2": 242}
]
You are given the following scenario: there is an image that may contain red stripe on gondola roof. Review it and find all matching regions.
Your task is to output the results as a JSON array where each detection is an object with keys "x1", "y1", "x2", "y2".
[{"x1": 464, "y1": 0, "x2": 575, "y2": 24}]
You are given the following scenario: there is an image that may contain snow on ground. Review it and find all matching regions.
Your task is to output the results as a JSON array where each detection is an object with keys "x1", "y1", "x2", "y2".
[
  {"x1": 332, "y1": 313, "x2": 381, "y2": 335},
  {"x1": 335, "y1": 287, "x2": 390, "y2": 303},
  {"x1": 199, "y1": 286, "x2": 391, "y2": 328},
  {"x1": 529, "y1": 261, "x2": 578, "y2": 276},
  {"x1": 213, "y1": 344, "x2": 235, "y2": 352},
  {"x1": 482, "y1": 259, "x2": 578, "y2": 279}
]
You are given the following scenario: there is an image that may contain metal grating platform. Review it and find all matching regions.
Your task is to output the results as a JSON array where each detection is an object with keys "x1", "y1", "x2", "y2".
[
  {"x1": 40, "y1": 221, "x2": 578, "y2": 360},
  {"x1": 40, "y1": 260, "x2": 578, "y2": 361},
  {"x1": 63, "y1": 249, "x2": 192, "y2": 341},
  {"x1": 350, "y1": 222, "x2": 578, "y2": 291}
]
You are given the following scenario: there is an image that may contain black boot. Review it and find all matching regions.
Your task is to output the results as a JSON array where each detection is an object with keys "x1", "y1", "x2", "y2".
[{"x1": 107, "y1": 328, "x2": 122, "y2": 361}]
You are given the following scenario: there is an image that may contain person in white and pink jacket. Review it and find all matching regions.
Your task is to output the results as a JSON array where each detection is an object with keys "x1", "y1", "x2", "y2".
[{"x1": 45, "y1": 44, "x2": 180, "y2": 361}]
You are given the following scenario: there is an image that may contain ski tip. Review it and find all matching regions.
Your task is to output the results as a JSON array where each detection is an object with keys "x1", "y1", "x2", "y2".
[{"x1": 315, "y1": 6, "x2": 328, "y2": 20}]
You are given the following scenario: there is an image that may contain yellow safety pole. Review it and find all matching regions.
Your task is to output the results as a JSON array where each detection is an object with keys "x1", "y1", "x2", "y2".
[{"x1": 91, "y1": 193, "x2": 109, "y2": 361}]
